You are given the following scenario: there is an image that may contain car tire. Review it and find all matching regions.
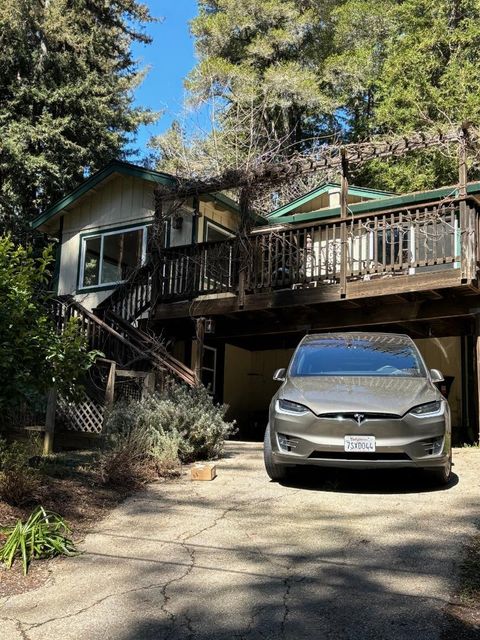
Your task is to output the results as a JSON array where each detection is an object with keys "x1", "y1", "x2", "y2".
[
  {"x1": 263, "y1": 424, "x2": 288, "y2": 482},
  {"x1": 429, "y1": 453, "x2": 452, "y2": 486}
]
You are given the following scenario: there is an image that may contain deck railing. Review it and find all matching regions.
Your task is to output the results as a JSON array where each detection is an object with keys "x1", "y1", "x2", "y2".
[
  {"x1": 246, "y1": 202, "x2": 462, "y2": 292},
  {"x1": 158, "y1": 237, "x2": 239, "y2": 301},
  {"x1": 153, "y1": 200, "x2": 473, "y2": 303}
]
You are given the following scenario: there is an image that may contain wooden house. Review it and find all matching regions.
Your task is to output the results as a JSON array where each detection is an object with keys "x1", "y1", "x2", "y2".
[{"x1": 32, "y1": 160, "x2": 480, "y2": 442}]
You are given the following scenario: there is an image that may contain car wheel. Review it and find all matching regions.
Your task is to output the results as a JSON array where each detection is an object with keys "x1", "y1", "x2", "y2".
[
  {"x1": 263, "y1": 424, "x2": 288, "y2": 482},
  {"x1": 429, "y1": 453, "x2": 452, "y2": 486}
]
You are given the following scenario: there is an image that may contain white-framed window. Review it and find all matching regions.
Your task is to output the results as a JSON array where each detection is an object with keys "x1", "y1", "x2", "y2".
[
  {"x1": 204, "y1": 221, "x2": 235, "y2": 290},
  {"x1": 79, "y1": 225, "x2": 148, "y2": 289},
  {"x1": 201, "y1": 345, "x2": 217, "y2": 395},
  {"x1": 205, "y1": 220, "x2": 234, "y2": 242}
]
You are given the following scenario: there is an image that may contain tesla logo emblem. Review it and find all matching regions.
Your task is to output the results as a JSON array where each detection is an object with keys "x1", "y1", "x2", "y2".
[{"x1": 354, "y1": 413, "x2": 365, "y2": 425}]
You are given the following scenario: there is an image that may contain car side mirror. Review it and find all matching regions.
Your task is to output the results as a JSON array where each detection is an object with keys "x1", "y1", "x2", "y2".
[
  {"x1": 273, "y1": 368, "x2": 286, "y2": 382},
  {"x1": 430, "y1": 369, "x2": 444, "y2": 383}
]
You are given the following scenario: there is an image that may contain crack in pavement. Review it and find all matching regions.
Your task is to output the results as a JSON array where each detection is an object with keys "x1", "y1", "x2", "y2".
[
  {"x1": 161, "y1": 544, "x2": 196, "y2": 640},
  {"x1": 1, "y1": 579, "x2": 175, "y2": 634}
]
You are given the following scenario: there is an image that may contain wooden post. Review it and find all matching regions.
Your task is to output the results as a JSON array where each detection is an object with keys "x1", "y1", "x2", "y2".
[
  {"x1": 151, "y1": 191, "x2": 166, "y2": 317},
  {"x1": 43, "y1": 388, "x2": 57, "y2": 456},
  {"x1": 340, "y1": 149, "x2": 349, "y2": 297},
  {"x1": 237, "y1": 187, "x2": 251, "y2": 308},
  {"x1": 105, "y1": 360, "x2": 116, "y2": 408},
  {"x1": 194, "y1": 317, "x2": 206, "y2": 385},
  {"x1": 474, "y1": 315, "x2": 480, "y2": 444},
  {"x1": 458, "y1": 126, "x2": 475, "y2": 281},
  {"x1": 142, "y1": 372, "x2": 156, "y2": 398}
]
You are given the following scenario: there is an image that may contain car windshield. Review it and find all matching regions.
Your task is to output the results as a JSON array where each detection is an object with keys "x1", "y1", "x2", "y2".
[{"x1": 290, "y1": 336, "x2": 424, "y2": 378}]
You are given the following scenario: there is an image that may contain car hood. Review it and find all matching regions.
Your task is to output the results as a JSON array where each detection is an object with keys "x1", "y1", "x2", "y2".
[{"x1": 280, "y1": 375, "x2": 439, "y2": 416}]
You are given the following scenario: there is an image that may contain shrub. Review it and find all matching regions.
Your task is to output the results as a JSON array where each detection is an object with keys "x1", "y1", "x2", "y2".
[
  {"x1": 100, "y1": 426, "x2": 177, "y2": 488},
  {"x1": 101, "y1": 380, "x2": 236, "y2": 486},
  {"x1": 0, "y1": 506, "x2": 77, "y2": 574},
  {"x1": 155, "y1": 380, "x2": 237, "y2": 462},
  {"x1": 0, "y1": 437, "x2": 42, "y2": 506}
]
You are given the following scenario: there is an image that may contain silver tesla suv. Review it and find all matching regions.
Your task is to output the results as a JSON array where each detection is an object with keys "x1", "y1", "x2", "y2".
[{"x1": 264, "y1": 332, "x2": 452, "y2": 485}]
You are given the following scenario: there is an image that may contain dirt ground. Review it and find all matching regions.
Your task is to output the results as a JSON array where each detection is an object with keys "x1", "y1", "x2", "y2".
[{"x1": 0, "y1": 453, "x2": 130, "y2": 598}]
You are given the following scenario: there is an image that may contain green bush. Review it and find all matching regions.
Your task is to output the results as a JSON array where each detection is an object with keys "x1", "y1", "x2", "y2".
[
  {"x1": 100, "y1": 418, "x2": 181, "y2": 487},
  {"x1": 0, "y1": 235, "x2": 99, "y2": 414},
  {"x1": 102, "y1": 380, "x2": 236, "y2": 486},
  {"x1": 0, "y1": 436, "x2": 42, "y2": 506},
  {"x1": 0, "y1": 506, "x2": 77, "y2": 575}
]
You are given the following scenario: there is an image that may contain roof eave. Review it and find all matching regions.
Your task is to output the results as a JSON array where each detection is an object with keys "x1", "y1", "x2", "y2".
[
  {"x1": 31, "y1": 160, "x2": 175, "y2": 231},
  {"x1": 273, "y1": 182, "x2": 480, "y2": 225}
]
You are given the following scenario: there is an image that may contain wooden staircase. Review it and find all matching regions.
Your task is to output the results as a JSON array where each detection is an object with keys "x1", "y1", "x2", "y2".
[{"x1": 50, "y1": 294, "x2": 196, "y2": 387}]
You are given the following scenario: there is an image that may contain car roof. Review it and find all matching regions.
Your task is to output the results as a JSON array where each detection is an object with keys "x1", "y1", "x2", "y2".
[{"x1": 301, "y1": 332, "x2": 414, "y2": 345}]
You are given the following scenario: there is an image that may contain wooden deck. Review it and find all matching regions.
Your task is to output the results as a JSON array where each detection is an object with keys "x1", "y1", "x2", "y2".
[
  {"x1": 93, "y1": 195, "x2": 480, "y2": 344},
  {"x1": 150, "y1": 197, "x2": 480, "y2": 322}
]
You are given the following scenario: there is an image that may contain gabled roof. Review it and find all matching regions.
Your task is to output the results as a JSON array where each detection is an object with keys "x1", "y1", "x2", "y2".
[
  {"x1": 270, "y1": 181, "x2": 480, "y2": 225},
  {"x1": 31, "y1": 160, "x2": 240, "y2": 230},
  {"x1": 267, "y1": 182, "x2": 394, "y2": 220}
]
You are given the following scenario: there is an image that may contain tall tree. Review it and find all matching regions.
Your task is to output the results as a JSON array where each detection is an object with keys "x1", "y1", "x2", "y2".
[
  {"x1": 327, "y1": 0, "x2": 480, "y2": 191},
  {"x1": 0, "y1": 0, "x2": 156, "y2": 237},
  {"x1": 154, "y1": 0, "x2": 480, "y2": 198},
  {"x1": 153, "y1": 0, "x2": 342, "y2": 180}
]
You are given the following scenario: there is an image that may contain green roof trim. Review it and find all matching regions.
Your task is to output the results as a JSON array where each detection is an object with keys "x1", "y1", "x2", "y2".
[
  {"x1": 271, "y1": 182, "x2": 480, "y2": 225},
  {"x1": 267, "y1": 182, "x2": 394, "y2": 220},
  {"x1": 31, "y1": 160, "x2": 176, "y2": 230}
]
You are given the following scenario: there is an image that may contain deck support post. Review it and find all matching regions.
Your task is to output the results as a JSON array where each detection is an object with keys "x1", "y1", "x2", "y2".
[
  {"x1": 458, "y1": 126, "x2": 475, "y2": 281},
  {"x1": 237, "y1": 187, "x2": 251, "y2": 308},
  {"x1": 194, "y1": 316, "x2": 206, "y2": 385},
  {"x1": 340, "y1": 149, "x2": 349, "y2": 297},
  {"x1": 474, "y1": 315, "x2": 480, "y2": 444},
  {"x1": 43, "y1": 388, "x2": 57, "y2": 456},
  {"x1": 105, "y1": 360, "x2": 116, "y2": 408}
]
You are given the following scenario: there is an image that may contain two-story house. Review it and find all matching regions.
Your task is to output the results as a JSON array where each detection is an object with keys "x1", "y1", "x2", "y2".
[{"x1": 32, "y1": 160, "x2": 480, "y2": 443}]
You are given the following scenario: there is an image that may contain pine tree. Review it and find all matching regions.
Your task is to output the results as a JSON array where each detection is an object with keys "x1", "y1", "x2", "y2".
[
  {"x1": 0, "y1": 0, "x2": 156, "y2": 237},
  {"x1": 152, "y1": 0, "x2": 342, "y2": 178},
  {"x1": 327, "y1": 0, "x2": 480, "y2": 191}
]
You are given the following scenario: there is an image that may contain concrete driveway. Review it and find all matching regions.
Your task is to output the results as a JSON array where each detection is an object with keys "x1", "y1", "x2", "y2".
[{"x1": 1, "y1": 443, "x2": 479, "y2": 640}]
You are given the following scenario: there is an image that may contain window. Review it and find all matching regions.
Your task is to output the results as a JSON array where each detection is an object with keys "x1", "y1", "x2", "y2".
[
  {"x1": 80, "y1": 226, "x2": 148, "y2": 289},
  {"x1": 290, "y1": 336, "x2": 424, "y2": 378},
  {"x1": 204, "y1": 222, "x2": 234, "y2": 290},
  {"x1": 201, "y1": 346, "x2": 217, "y2": 394},
  {"x1": 206, "y1": 221, "x2": 233, "y2": 242}
]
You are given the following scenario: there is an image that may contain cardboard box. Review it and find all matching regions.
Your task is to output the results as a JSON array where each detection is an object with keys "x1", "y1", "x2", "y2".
[{"x1": 191, "y1": 463, "x2": 217, "y2": 481}]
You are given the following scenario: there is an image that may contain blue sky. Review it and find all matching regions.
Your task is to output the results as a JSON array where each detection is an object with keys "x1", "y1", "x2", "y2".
[{"x1": 130, "y1": 0, "x2": 199, "y2": 158}]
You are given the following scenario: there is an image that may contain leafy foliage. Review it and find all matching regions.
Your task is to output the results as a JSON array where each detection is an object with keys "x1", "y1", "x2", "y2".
[
  {"x1": 153, "y1": 0, "x2": 340, "y2": 175},
  {"x1": 0, "y1": 436, "x2": 42, "y2": 506},
  {"x1": 0, "y1": 236, "x2": 98, "y2": 414},
  {"x1": 0, "y1": 0, "x2": 157, "y2": 236},
  {"x1": 330, "y1": 0, "x2": 480, "y2": 190},
  {"x1": 155, "y1": 0, "x2": 480, "y2": 193},
  {"x1": 0, "y1": 506, "x2": 77, "y2": 575},
  {"x1": 102, "y1": 381, "x2": 236, "y2": 486}
]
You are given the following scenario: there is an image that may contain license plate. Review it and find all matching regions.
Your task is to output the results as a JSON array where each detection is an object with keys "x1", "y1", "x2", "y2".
[{"x1": 344, "y1": 435, "x2": 376, "y2": 452}]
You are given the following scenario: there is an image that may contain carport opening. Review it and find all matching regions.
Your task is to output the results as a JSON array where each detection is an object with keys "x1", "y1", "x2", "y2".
[{"x1": 219, "y1": 329, "x2": 474, "y2": 444}]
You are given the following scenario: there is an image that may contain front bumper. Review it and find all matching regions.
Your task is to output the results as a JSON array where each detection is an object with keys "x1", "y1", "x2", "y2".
[{"x1": 270, "y1": 406, "x2": 451, "y2": 470}]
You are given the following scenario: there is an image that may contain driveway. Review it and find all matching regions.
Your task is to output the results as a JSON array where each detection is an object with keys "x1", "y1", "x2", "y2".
[{"x1": 1, "y1": 443, "x2": 479, "y2": 640}]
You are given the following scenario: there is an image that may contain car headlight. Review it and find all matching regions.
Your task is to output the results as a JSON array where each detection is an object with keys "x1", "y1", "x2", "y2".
[
  {"x1": 276, "y1": 399, "x2": 311, "y2": 415},
  {"x1": 409, "y1": 401, "x2": 442, "y2": 417}
]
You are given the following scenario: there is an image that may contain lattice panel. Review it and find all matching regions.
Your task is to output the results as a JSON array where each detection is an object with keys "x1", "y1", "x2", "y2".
[
  {"x1": 114, "y1": 377, "x2": 144, "y2": 403},
  {"x1": 57, "y1": 395, "x2": 104, "y2": 434}
]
